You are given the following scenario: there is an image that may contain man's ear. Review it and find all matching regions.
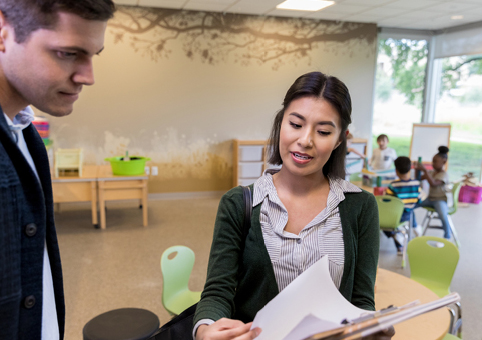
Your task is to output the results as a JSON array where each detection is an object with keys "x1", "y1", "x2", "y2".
[{"x1": 0, "y1": 11, "x2": 9, "y2": 52}]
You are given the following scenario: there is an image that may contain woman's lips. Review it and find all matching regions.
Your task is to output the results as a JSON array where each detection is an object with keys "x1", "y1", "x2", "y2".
[{"x1": 291, "y1": 152, "x2": 313, "y2": 164}]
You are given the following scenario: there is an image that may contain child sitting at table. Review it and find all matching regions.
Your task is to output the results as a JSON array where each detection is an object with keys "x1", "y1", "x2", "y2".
[
  {"x1": 384, "y1": 156, "x2": 422, "y2": 253},
  {"x1": 370, "y1": 134, "x2": 397, "y2": 170}
]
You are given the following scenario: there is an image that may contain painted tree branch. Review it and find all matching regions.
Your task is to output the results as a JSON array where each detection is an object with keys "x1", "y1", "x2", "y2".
[{"x1": 109, "y1": 6, "x2": 376, "y2": 68}]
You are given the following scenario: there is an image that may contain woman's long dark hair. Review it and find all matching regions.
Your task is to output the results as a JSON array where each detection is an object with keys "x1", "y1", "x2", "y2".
[{"x1": 267, "y1": 71, "x2": 352, "y2": 179}]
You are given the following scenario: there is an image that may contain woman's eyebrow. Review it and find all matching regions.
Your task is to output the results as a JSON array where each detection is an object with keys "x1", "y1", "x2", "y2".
[{"x1": 289, "y1": 112, "x2": 335, "y2": 127}]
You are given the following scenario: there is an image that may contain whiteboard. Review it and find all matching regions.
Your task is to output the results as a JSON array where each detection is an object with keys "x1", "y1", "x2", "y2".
[{"x1": 410, "y1": 123, "x2": 451, "y2": 164}]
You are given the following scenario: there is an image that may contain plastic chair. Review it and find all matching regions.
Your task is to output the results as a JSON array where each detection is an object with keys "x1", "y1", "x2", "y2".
[
  {"x1": 376, "y1": 195, "x2": 410, "y2": 268},
  {"x1": 407, "y1": 236, "x2": 462, "y2": 337},
  {"x1": 349, "y1": 171, "x2": 361, "y2": 182},
  {"x1": 160, "y1": 245, "x2": 202, "y2": 316},
  {"x1": 421, "y1": 182, "x2": 462, "y2": 248}
]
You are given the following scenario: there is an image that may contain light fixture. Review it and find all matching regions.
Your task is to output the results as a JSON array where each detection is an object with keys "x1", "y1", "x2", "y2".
[
  {"x1": 451, "y1": 15, "x2": 464, "y2": 20},
  {"x1": 276, "y1": 0, "x2": 335, "y2": 11}
]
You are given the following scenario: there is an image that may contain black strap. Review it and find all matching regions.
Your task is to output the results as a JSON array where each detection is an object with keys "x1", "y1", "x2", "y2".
[{"x1": 241, "y1": 185, "x2": 252, "y2": 240}]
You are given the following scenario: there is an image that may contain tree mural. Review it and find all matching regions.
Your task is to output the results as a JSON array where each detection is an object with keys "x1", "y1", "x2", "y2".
[{"x1": 109, "y1": 6, "x2": 376, "y2": 69}]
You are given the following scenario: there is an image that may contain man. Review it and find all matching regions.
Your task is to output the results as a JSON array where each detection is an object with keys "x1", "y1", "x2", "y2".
[{"x1": 0, "y1": 1, "x2": 115, "y2": 339}]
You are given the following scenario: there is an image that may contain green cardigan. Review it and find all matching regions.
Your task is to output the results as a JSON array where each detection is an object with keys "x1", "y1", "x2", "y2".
[{"x1": 194, "y1": 185, "x2": 379, "y2": 325}]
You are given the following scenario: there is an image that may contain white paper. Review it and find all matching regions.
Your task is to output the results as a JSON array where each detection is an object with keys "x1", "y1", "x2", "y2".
[
  {"x1": 251, "y1": 256, "x2": 373, "y2": 340},
  {"x1": 282, "y1": 314, "x2": 341, "y2": 340}
]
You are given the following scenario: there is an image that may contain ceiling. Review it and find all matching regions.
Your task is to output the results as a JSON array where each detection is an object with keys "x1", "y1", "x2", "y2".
[{"x1": 113, "y1": 0, "x2": 482, "y2": 31}]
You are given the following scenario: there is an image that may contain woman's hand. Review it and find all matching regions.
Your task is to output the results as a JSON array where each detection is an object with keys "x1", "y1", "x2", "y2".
[
  {"x1": 196, "y1": 318, "x2": 261, "y2": 340},
  {"x1": 362, "y1": 326, "x2": 395, "y2": 340}
]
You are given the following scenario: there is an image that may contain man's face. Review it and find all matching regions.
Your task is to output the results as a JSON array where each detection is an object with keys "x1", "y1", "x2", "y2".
[{"x1": 0, "y1": 11, "x2": 107, "y2": 116}]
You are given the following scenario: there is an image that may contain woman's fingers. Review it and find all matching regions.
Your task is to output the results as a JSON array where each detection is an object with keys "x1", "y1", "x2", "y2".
[{"x1": 198, "y1": 319, "x2": 262, "y2": 340}]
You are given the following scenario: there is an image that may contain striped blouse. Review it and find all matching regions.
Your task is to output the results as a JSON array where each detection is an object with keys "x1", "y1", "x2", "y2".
[{"x1": 253, "y1": 169, "x2": 362, "y2": 291}]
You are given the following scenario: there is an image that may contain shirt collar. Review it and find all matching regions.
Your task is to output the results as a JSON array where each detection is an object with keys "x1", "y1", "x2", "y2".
[
  {"x1": 253, "y1": 168, "x2": 362, "y2": 207},
  {"x1": 4, "y1": 106, "x2": 35, "y2": 132}
]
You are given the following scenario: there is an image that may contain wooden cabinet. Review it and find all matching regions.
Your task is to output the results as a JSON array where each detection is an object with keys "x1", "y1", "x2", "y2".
[{"x1": 233, "y1": 139, "x2": 268, "y2": 187}]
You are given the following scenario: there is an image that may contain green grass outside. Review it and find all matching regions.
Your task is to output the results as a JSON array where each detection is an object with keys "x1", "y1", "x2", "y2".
[{"x1": 371, "y1": 135, "x2": 482, "y2": 181}]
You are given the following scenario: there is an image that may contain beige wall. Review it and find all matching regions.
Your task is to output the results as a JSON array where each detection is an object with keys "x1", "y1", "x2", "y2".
[{"x1": 38, "y1": 7, "x2": 378, "y2": 193}]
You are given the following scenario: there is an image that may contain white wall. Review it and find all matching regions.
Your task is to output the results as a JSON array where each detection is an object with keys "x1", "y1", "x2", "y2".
[{"x1": 38, "y1": 7, "x2": 378, "y2": 193}]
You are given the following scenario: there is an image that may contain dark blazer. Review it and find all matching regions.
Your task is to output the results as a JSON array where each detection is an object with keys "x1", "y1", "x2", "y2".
[{"x1": 0, "y1": 109, "x2": 65, "y2": 339}]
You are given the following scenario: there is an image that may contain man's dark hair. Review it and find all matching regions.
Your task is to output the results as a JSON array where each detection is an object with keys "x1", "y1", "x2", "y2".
[
  {"x1": 377, "y1": 134, "x2": 389, "y2": 142},
  {"x1": 0, "y1": 0, "x2": 116, "y2": 43},
  {"x1": 268, "y1": 71, "x2": 352, "y2": 179},
  {"x1": 394, "y1": 156, "x2": 411, "y2": 175}
]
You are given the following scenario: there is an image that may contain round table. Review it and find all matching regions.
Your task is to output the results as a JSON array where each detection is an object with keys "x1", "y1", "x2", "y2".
[{"x1": 375, "y1": 268, "x2": 451, "y2": 340}]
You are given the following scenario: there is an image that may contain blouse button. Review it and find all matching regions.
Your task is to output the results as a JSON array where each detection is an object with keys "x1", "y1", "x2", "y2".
[{"x1": 297, "y1": 239, "x2": 302, "y2": 244}]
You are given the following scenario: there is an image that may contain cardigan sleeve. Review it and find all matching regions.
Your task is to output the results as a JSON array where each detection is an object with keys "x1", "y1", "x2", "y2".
[
  {"x1": 351, "y1": 192, "x2": 379, "y2": 311},
  {"x1": 193, "y1": 187, "x2": 245, "y2": 325}
]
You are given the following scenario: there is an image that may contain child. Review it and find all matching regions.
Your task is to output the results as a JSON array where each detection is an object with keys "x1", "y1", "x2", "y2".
[
  {"x1": 370, "y1": 134, "x2": 397, "y2": 170},
  {"x1": 415, "y1": 146, "x2": 451, "y2": 239},
  {"x1": 385, "y1": 156, "x2": 423, "y2": 253},
  {"x1": 347, "y1": 133, "x2": 366, "y2": 159}
]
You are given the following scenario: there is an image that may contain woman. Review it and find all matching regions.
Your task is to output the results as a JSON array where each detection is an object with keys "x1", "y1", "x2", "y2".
[{"x1": 194, "y1": 72, "x2": 386, "y2": 340}]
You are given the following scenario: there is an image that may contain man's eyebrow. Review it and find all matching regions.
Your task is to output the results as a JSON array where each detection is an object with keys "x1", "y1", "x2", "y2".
[
  {"x1": 289, "y1": 112, "x2": 336, "y2": 127},
  {"x1": 59, "y1": 46, "x2": 104, "y2": 55}
]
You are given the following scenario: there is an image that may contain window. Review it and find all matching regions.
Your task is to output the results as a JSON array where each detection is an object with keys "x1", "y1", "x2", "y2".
[
  {"x1": 433, "y1": 54, "x2": 482, "y2": 180},
  {"x1": 373, "y1": 38, "x2": 428, "y2": 157}
]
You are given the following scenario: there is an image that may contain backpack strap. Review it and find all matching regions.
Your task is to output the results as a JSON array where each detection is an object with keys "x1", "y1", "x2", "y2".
[{"x1": 241, "y1": 185, "x2": 252, "y2": 240}]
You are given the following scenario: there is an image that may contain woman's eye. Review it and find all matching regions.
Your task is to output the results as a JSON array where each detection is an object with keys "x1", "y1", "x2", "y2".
[
  {"x1": 289, "y1": 121, "x2": 301, "y2": 128},
  {"x1": 318, "y1": 131, "x2": 331, "y2": 136},
  {"x1": 57, "y1": 51, "x2": 77, "y2": 59}
]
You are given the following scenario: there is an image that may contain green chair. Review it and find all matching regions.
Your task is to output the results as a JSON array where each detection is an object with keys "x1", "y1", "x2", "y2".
[
  {"x1": 376, "y1": 195, "x2": 410, "y2": 268},
  {"x1": 407, "y1": 236, "x2": 462, "y2": 337},
  {"x1": 160, "y1": 245, "x2": 202, "y2": 316},
  {"x1": 443, "y1": 334, "x2": 461, "y2": 339},
  {"x1": 421, "y1": 182, "x2": 462, "y2": 248},
  {"x1": 349, "y1": 171, "x2": 362, "y2": 182}
]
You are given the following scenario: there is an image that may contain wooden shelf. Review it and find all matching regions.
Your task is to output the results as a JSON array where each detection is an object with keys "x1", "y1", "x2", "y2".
[{"x1": 233, "y1": 139, "x2": 268, "y2": 187}]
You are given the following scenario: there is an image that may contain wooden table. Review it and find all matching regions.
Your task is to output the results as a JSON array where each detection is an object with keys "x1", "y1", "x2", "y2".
[
  {"x1": 375, "y1": 268, "x2": 450, "y2": 340},
  {"x1": 97, "y1": 165, "x2": 148, "y2": 229},
  {"x1": 51, "y1": 165, "x2": 98, "y2": 227}
]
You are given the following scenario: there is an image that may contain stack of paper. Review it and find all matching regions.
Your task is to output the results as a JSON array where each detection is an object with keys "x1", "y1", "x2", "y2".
[{"x1": 251, "y1": 256, "x2": 460, "y2": 340}]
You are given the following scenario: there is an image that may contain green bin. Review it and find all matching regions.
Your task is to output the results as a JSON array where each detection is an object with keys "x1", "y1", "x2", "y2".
[{"x1": 104, "y1": 156, "x2": 150, "y2": 176}]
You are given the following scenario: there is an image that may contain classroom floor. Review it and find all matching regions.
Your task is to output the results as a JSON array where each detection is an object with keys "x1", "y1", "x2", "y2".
[{"x1": 55, "y1": 194, "x2": 482, "y2": 340}]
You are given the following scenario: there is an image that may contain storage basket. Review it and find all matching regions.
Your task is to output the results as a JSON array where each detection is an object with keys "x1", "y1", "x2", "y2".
[
  {"x1": 458, "y1": 185, "x2": 482, "y2": 204},
  {"x1": 104, "y1": 156, "x2": 150, "y2": 176}
]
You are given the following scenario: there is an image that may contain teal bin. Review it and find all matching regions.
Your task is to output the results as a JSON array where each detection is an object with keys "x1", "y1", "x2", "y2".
[{"x1": 104, "y1": 156, "x2": 150, "y2": 176}]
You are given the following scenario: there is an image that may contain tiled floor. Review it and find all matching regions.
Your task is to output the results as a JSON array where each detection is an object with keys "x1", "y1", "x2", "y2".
[{"x1": 55, "y1": 196, "x2": 482, "y2": 339}]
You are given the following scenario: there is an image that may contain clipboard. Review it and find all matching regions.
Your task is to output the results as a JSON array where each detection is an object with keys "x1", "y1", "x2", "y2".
[{"x1": 305, "y1": 293, "x2": 460, "y2": 340}]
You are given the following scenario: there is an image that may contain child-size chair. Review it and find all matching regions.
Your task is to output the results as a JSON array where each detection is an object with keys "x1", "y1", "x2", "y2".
[
  {"x1": 421, "y1": 182, "x2": 462, "y2": 248},
  {"x1": 376, "y1": 195, "x2": 410, "y2": 268},
  {"x1": 160, "y1": 246, "x2": 202, "y2": 316},
  {"x1": 407, "y1": 236, "x2": 462, "y2": 337}
]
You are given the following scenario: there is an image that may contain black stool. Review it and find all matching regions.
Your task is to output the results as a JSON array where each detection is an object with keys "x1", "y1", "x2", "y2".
[{"x1": 83, "y1": 308, "x2": 159, "y2": 340}]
